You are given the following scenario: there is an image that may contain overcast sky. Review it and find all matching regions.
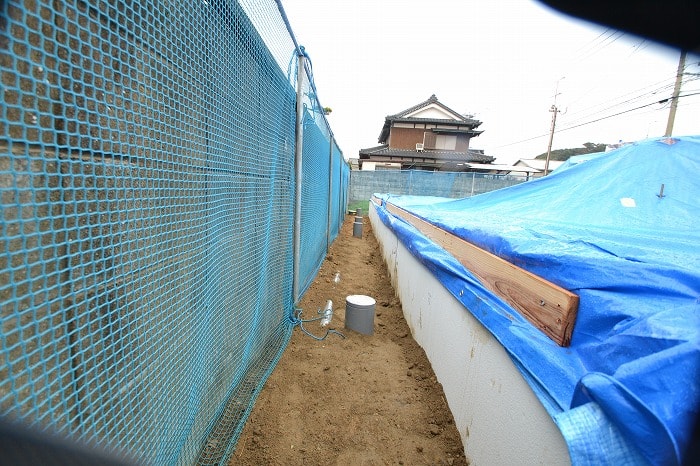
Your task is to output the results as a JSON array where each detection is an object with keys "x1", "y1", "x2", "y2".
[{"x1": 280, "y1": 0, "x2": 700, "y2": 164}]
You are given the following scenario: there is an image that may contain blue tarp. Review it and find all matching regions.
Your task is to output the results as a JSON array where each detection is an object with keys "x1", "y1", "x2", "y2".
[
  {"x1": 551, "y1": 150, "x2": 608, "y2": 172},
  {"x1": 373, "y1": 136, "x2": 700, "y2": 465}
]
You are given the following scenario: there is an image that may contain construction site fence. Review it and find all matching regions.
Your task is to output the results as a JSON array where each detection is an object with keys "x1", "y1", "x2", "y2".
[
  {"x1": 349, "y1": 169, "x2": 529, "y2": 204},
  {"x1": 1, "y1": 0, "x2": 348, "y2": 464}
]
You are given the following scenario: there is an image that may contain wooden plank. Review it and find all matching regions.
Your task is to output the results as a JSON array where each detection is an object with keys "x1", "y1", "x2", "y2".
[{"x1": 382, "y1": 200, "x2": 579, "y2": 346}]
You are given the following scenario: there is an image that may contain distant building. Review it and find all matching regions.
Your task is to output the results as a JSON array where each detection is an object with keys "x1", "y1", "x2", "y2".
[
  {"x1": 511, "y1": 159, "x2": 564, "y2": 178},
  {"x1": 358, "y1": 94, "x2": 494, "y2": 171}
]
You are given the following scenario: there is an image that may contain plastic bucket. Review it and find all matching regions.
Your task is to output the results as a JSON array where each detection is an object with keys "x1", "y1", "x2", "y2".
[{"x1": 345, "y1": 295, "x2": 376, "y2": 335}]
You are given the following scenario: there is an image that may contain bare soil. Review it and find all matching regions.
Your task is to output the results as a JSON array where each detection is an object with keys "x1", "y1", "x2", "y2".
[{"x1": 232, "y1": 216, "x2": 468, "y2": 465}]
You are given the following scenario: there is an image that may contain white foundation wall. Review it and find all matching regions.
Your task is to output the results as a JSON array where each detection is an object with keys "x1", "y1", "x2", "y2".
[{"x1": 369, "y1": 203, "x2": 571, "y2": 466}]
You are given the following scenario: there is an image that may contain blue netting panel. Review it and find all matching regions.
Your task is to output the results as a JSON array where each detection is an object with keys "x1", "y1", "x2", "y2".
[
  {"x1": 349, "y1": 170, "x2": 527, "y2": 203},
  {"x1": 0, "y1": 0, "x2": 344, "y2": 464},
  {"x1": 329, "y1": 141, "x2": 345, "y2": 242},
  {"x1": 296, "y1": 62, "x2": 331, "y2": 298},
  {"x1": 341, "y1": 154, "x2": 350, "y2": 212}
]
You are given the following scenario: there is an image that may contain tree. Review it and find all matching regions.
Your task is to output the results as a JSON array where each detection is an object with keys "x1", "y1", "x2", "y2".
[{"x1": 535, "y1": 142, "x2": 607, "y2": 161}]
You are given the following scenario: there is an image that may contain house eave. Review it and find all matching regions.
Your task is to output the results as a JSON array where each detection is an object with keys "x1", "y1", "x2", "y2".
[{"x1": 378, "y1": 118, "x2": 483, "y2": 144}]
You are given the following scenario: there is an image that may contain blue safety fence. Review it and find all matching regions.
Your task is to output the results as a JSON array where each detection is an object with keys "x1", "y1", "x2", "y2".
[
  {"x1": 1, "y1": 0, "x2": 348, "y2": 464},
  {"x1": 330, "y1": 141, "x2": 347, "y2": 242},
  {"x1": 349, "y1": 170, "x2": 527, "y2": 205},
  {"x1": 296, "y1": 52, "x2": 348, "y2": 298}
]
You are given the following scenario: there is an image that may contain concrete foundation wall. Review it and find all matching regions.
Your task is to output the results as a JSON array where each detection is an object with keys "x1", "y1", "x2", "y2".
[{"x1": 369, "y1": 201, "x2": 570, "y2": 466}]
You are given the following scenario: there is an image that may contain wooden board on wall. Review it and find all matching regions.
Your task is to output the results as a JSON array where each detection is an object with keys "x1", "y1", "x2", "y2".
[{"x1": 380, "y1": 199, "x2": 579, "y2": 346}]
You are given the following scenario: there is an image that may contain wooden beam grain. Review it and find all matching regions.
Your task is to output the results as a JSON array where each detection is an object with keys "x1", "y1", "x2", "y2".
[{"x1": 382, "y1": 200, "x2": 579, "y2": 346}]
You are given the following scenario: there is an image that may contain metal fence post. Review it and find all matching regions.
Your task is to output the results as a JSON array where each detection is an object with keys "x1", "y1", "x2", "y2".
[
  {"x1": 327, "y1": 135, "x2": 333, "y2": 253},
  {"x1": 293, "y1": 53, "x2": 305, "y2": 305}
]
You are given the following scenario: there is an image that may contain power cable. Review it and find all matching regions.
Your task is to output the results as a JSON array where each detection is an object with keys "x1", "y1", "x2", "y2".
[
  {"x1": 494, "y1": 91, "x2": 700, "y2": 149},
  {"x1": 561, "y1": 75, "x2": 700, "y2": 126},
  {"x1": 564, "y1": 60, "x2": 699, "y2": 119},
  {"x1": 563, "y1": 81, "x2": 677, "y2": 125},
  {"x1": 556, "y1": 91, "x2": 700, "y2": 134},
  {"x1": 572, "y1": 30, "x2": 626, "y2": 64}
]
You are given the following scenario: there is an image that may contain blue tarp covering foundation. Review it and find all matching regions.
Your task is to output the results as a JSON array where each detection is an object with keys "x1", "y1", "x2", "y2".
[{"x1": 372, "y1": 136, "x2": 700, "y2": 465}]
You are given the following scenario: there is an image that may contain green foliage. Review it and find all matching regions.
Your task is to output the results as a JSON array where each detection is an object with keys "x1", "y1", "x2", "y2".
[
  {"x1": 535, "y1": 142, "x2": 607, "y2": 161},
  {"x1": 347, "y1": 200, "x2": 370, "y2": 214}
]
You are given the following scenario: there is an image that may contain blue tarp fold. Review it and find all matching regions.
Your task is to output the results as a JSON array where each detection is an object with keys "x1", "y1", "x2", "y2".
[{"x1": 373, "y1": 136, "x2": 700, "y2": 465}]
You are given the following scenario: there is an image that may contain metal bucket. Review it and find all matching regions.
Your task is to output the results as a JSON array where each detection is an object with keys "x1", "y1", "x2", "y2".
[{"x1": 345, "y1": 295, "x2": 376, "y2": 335}]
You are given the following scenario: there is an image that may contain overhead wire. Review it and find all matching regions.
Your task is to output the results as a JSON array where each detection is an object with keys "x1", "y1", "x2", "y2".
[
  {"x1": 494, "y1": 29, "x2": 700, "y2": 153},
  {"x1": 565, "y1": 63, "x2": 700, "y2": 117},
  {"x1": 563, "y1": 74, "x2": 700, "y2": 128},
  {"x1": 507, "y1": 29, "x2": 639, "y2": 143},
  {"x1": 554, "y1": 29, "x2": 691, "y2": 125},
  {"x1": 567, "y1": 29, "x2": 626, "y2": 64},
  {"x1": 564, "y1": 76, "x2": 676, "y2": 117},
  {"x1": 494, "y1": 90, "x2": 700, "y2": 150},
  {"x1": 562, "y1": 81, "x2": 677, "y2": 126},
  {"x1": 569, "y1": 36, "x2": 675, "y2": 112},
  {"x1": 556, "y1": 91, "x2": 700, "y2": 134}
]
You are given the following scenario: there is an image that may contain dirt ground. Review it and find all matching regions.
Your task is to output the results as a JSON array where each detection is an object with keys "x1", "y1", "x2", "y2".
[{"x1": 232, "y1": 215, "x2": 468, "y2": 465}]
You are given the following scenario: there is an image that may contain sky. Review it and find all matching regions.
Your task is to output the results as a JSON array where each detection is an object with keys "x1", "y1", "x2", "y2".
[{"x1": 279, "y1": 0, "x2": 700, "y2": 164}]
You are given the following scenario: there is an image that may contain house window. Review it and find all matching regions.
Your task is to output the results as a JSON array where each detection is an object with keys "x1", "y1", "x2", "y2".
[
  {"x1": 423, "y1": 132, "x2": 456, "y2": 150},
  {"x1": 434, "y1": 134, "x2": 457, "y2": 150}
]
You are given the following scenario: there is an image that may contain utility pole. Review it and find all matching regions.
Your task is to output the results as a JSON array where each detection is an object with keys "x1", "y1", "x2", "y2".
[
  {"x1": 544, "y1": 77, "x2": 564, "y2": 176},
  {"x1": 664, "y1": 50, "x2": 687, "y2": 137},
  {"x1": 544, "y1": 104, "x2": 560, "y2": 176}
]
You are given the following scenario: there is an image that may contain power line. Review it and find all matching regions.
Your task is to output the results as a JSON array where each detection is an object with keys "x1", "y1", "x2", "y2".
[
  {"x1": 561, "y1": 75, "x2": 700, "y2": 127},
  {"x1": 556, "y1": 101, "x2": 665, "y2": 133},
  {"x1": 572, "y1": 30, "x2": 626, "y2": 64},
  {"x1": 559, "y1": 34, "x2": 679, "y2": 117},
  {"x1": 493, "y1": 92, "x2": 700, "y2": 149},
  {"x1": 563, "y1": 66, "x2": 690, "y2": 118},
  {"x1": 564, "y1": 63, "x2": 700, "y2": 121},
  {"x1": 563, "y1": 81, "x2": 677, "y2": 125},
  {"x1": 557, "y1": 92, "x2": 700, "y2": 134},
  {"x1": 493, "y1": 132, "x2": 550, "y2": 149}
]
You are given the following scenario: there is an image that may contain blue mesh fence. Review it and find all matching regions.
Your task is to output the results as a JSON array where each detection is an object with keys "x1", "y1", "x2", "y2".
[
  {"x1": 349, "y1": 170, "x2": 528, "y2": 203},
  {"x1": 295, "y1": 56, "x2": 349, "y2": 298},
  {"x1": 330, "y1": 141, "x2": 346, "y2": 242},
  {"x1": 298, "y1": 114, "x2": 329, "y2": 297},
  {"x1": 1, "y1": 0, "x2": 347, "y2": 464}
]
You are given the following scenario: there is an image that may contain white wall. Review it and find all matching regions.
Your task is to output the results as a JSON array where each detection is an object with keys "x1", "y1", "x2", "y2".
[{"x1": 369, "y1": 202, "x2": 570, "y2": 466}]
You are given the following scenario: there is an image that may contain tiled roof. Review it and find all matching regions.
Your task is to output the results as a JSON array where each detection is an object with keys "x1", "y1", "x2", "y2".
[
  {"x1": 379, "y1": 94, "x2": 482, "y2": 143},
  {"x1": 388, "y1": 94, "x2": 481, "y2": 127},
  {"x1": 358, "y1": 144, "x2": 494, "y2": 164}
]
